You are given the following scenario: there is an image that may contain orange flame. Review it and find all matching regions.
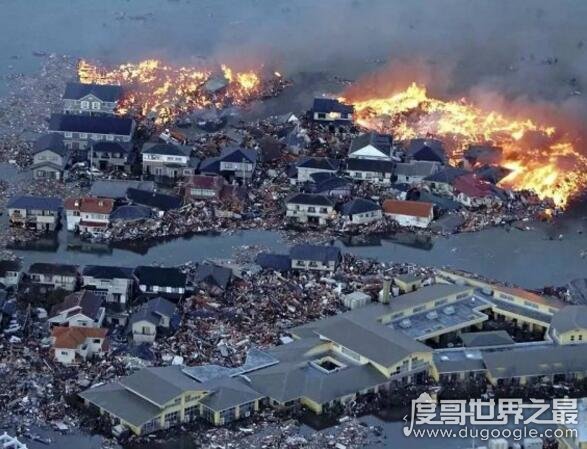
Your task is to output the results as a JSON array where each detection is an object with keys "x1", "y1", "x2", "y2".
[
  {"x1": 78, "y1": 59, "x2": 264, "y2": 125},
  {"x1": 341, "y1": 82, "x2": 587, "y2": 208}
]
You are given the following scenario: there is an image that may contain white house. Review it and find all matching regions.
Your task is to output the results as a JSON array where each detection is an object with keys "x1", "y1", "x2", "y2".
[
  {"x1": 348, "y1": 132, "x2": 394, "y2": 161},
  {"x1": 63, "y1": 82, "x2": 122, "y2": 116},
  {"x1": 28, "y1": 263, "x2": 78, "y2": 291},
  {"x1": 0, "y1": 260, "x2": 22, "y2": 288},
  {"x1": 49, "y1": 290, "x2": 105, "y2": 328},
  {"x1": 295, "y1": 157, "x2": 339, "y2": 184},
  {"x1": 219, "y1": 147, "x2": 258, "y2": 179},
  {"x1": 141, "y1": 143, "x2": 193, "y2": 179},
  {"x1": 345, "y1": 159, "x2": 395, "y2": 185},
  {"x1": 290, "y1": 244, "x2": 341, "y2": 272},
  {"x1": 310, "y1": 98, "x2": 353, "y2": 123},
  {"x1": 128, "y1": 297, "x2": 177, "y2": 344},
  {"x1": 82, "y1": 265, "x2": 135, "y2": 306},
  {"x1": 64, "y1": 196, "x2": 114, "y2": 235},
  {"x1": 286, "y1": 193, "x2": 336, "y2": 225},
  {"x1": 52, "y1": 326, "x2": 108, "y2": 365},
  {"x1": 383, "y1": 199, "x2": 434, "y2": 228},
  {"x1": 341, "y1": 198, "x2": 382, "y2": 225}
]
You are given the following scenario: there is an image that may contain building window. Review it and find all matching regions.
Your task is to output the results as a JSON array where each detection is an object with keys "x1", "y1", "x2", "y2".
[
  {"x1": 571, "y1": 335, "x2": 576, "y2": 341},
  {"x1": 219, "y1": 407, "x2": 237, "y2": 424},
  {"x1": 164, "y1": 411, "x2": 179, "y2": 426},
  {"x1": 81, "y1": 101, "x2": 89, "y2": 109},
  {"x1": 92, "y1": 101, "x2": 101, "y2": 110}
]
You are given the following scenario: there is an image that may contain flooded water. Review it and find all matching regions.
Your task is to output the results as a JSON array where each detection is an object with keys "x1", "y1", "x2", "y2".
[{"x1": 6, "y1": 217, "x2": 587, "y2": 289}]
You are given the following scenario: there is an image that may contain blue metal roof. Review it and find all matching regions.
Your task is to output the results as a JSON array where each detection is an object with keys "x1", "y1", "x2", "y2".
[
  {"x1": 49, "y1": 114, "x2": 134, "y2": 136},
  {"x1": 7, "y1": 195, "x2": 62, "y2": 211}
]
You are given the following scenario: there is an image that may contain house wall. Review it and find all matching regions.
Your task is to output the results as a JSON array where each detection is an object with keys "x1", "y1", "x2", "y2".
[
  {"x1": 345, "y1": 170, "x2": 392, "y2": 185},
  {"x1": 286, "y1": 203, "x2": 335, "y2": 225},
  {"x1": 0, "y1": 270, "x2": 21, "y2": 287},
  {"x1": 33, "y1": 165, "x2": 63, "y2": 180},
  {"x1": 386, "y1": 212, "x2": 433, "y2": 229},
  {"x1": 8, "y1": 208, "x2": 59, "y2": 231},
  {"x1": 30, "y1": 273, "x2": 77, "y2": 291},
  {"x1": 291, "y1": 258, "x2": 337, "y2": 272},
  {"x1": 63, "y1": 97, "x2": 117, "y2": 116},
  {"x1": 346, "y1": 209, "x2": 382, "y2": 224},
  {"x1": 132, "y1": 320, "x2": 157, "y2": 343},
  {"x1": 138, "y1": 284, "x2": 185, "y2": 295},
  {"x1": 555, "y1": 329, "x2": 587, "y2": 345},
  {"x1": 82, "y1": 276, "x2": 133, "y2": 304},
  {"x1": 312, "y1": 111, "x2": 352, "y2": 122},
  {"x1": 219, "y1": 161, "x2": 254, "y2": 178},
  {"x1": 55, "y1": 348, "x2": 76, "y2": 364}
]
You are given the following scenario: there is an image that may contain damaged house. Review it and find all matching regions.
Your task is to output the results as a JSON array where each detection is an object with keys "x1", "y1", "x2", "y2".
[
  {"x1": 295, "y1": 157, "x2": 339, "y2": 184},
  {"x1": 344, "y1": 159, "x2": 395, "y2": 185},
  {"x1": 90, "y1": 141, "x2": 133, "y2": 172},
  {"x1": 406, "y1": 138, "x2": 447, "y2": 165},
  {"x1": 31, "y1": 133, "x2": 70, "y2": 181},
  {"x1": 0, "y1": 260, "x2": 22, "y2": 288},
  {"x1": 82, "y1": 265, "x2": 136, "y2": 306},
  {"x1": 310, "y1": 98, "x2": 353, "y2": 124},
  {"x1": 128, "y1": 296, "x2": 178, "y2": 344},
  {"x1": 218, "y1": 147, "x2": 257, "y2": 180},
  {"x1": 383, "y1": 199, "x2": 434, "y2": 229},
  {"x1": 190, "y1": 263, "x2": 232, "y2": 294},
  {"x1": 290, "y1": 244, "x2": 341, "y2": 272},
  {"x1": 135, "y1": 266, "x2": 187, "y2": 299},
  {"x1": 28, "y1": 263, "x2": 78, "y2": 292},
  {"x1": 52, "y1": 326, "x2": 108, "y2": 365},
  {"x1": 183, "y1": 174, "x2": 225, "y2": 201},
  {"x1": 141, "y1": 142, "x2": 196, "y2": 181},
  {"x1": 286, "y1": 193, "x2": 336, "y2": 225},
  {"x1": 341, "y1": 198, "x2": 382, "y2": 225},
  {"x1": 64, "y1": 196, "x2": 114, "y2": 236},
  {"x1": 48, "y1": 290, "x2": 105, "y2": 328},
  {"x1": 7, "y1": 195, "x2": 62, "y2": 232}
]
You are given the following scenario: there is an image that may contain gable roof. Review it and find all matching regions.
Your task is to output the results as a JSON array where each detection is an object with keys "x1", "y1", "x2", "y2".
[
  {"x1": 52, "y1": 326, "x2": 107, "y2": 349},
  {"x1": 7, "y1": 195, "x2": 62, "y2": 211},
  {"x1": 33, "y1": 133, "x2": 68, "y2": 157},
  {"x1": 199, "y1": 377, "x2": 264, "y2": 412},
  {"x1": 127, "y1": 188, "x2": 182, "y2": 211},
  {"x1": 424, "y1": 167, "x2": 470, "y2": 184},
  {"x1": 192, "y1": 264, "x2": 232, "y2": 290},
  {"x1": 63, "y1": 82, "x2": 122, "y2": 102},
  {"x1": 0, "y1": 260, "x2": 21, "y2": 277},
  {"x1": 219, "y1": 147, "x2": 257, "y2": 164},
  {"x1": 134, "y1": 266, "x2": 187, "y2": 288},
  {"x1": 549, "y1": 305, "x2": 587, "y2": 334},
  {"x1": 51, "y1": 290, "x2": 104, "y2": 320},
  {"x1": 89, "y1": 180, "x2": 155, "y2": 199},
  {"x1": 287, "y1": 193, "x2": 334, "y2": 207},
  {"x1": 349, "y1": 133, "x2": 392, "y2": 156},
  {"x1": 394, "y1": 160, "x2": 438, "y2": 177},
  {"x1": 452, "y1": 173, "x2": 497, "y2": 199},
  {"x1": 120, "y1": 365, "x2": 203, "y2": 407},
  {"x1": 460, "y1": 330, "x2": 515, "y2": 348},
  {"x1": 49, "y1": 114, "x2": 134, "y2": 136},
  {"x1": 312, "y1": 98, "x2": 353, "y2": 114},
  {"x1": 129, "y1": 296, "x2": 177, "y2": 327},
  {"x1": 255, "y1": 253, "x2": 292, "y2": 272},
  {"x1": 382, "y1": 199, "x2": 433, "y2": 218},
  {"x1": 297, "y1": 157, "x2": 339, "y2": 171},
  {"x1": 290, "y1": 244, "x2": 340, "y2": 263},
  {"x1": 186, "y1": 175, "x2": 225, "y2": 190},
  {"x1": 341, "y1": 198, "x2": 381, "y2": 216},
  {"x1": 407, "y1": 138, "x2": 446, "y2": 163}
]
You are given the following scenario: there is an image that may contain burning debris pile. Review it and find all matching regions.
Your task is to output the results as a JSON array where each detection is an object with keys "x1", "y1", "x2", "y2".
[
  {"x1": 78, "y1": 59, "x2": 288, "y2": 125},
  {"x1": 341, "y1": 82, "x2": 587, "y2": 207}
]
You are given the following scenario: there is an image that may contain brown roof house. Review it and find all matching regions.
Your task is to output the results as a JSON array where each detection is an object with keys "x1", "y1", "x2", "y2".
[
  {"x1": 383, "y1": 199, "x2": 434, "y2": 229},
  {"x1": 52, "y1": 326, "x2": 108, "y2": 365},
  {"x1": 64, "y1": 196, "x2": 114, "y2": 236}
]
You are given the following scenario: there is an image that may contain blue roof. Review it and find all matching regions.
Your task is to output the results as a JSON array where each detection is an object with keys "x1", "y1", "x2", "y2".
[
  {"x1": 33, "y1": 133, "x2": 68, "y2": 157},
  {"x1": 341, "y1": 198, "x2": 381, "y2": 215},
  {"x1": 127, "y1": 188, "x2": 182, "y2": 211},
  {"x1": 220, "y1": 147, "x2": 257, "y2": 164},
  {"x1": 255, "y1": 253, "x2": 291, "y2": 272},
  {"x1": 290, "y1": 244, "x2": 341, "y2": 263},
  {"x1": 110, "y1": 205, "x2": 153, "y2": 221},
  {"x1": 7, "y1": 195, "x2": 62, "y2": 211},
  {"x1": 63, "y1": 82, "x2": 122, "y2": 102},
  {"x1": 312, "y1": 98, "x2": 353, "y2": 114},
  {"x1": 49, "y1": 114, "x2": 134, "y2": 136}
]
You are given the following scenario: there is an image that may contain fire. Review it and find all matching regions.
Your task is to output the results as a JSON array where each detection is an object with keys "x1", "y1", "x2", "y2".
[
  {"x1": 342, "y1": 82, "x2": 587, "y2": 207},
  {"x1": 78, "y1": 59, "x2": 267, "y2": 125}
]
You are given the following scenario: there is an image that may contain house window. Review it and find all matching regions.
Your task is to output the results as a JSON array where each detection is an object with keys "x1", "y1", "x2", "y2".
[
  {"x1": 317, "y1": 112, "x2": 326, "y2": 119},
  {"x1": 80, "y1": 133, "x2": 88, "y2": 139},
  {"x1": 64, "y1": 132, "x2": 72, "y2": 138},
  {"x1": 80, "y1": 101, "x2": 89, "y2": 109},
  {"x1": 164, "y1": 411, "x2": 179, "y2": 426},
  {"x1": 92, "y1": 101, "x2": 101, "y2": 110}
]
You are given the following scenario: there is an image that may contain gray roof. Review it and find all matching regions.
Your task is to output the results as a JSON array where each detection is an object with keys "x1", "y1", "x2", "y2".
[
  {"x1": 349, "y1": 133, "x2": 392, "y2": 157},
  {"x1": 424, "y1": 167, "x2": 470, "y2": 184},
  {"x1": 346, "y1": 158, "x2": 395, "y2": 173},
  {"x1": 297, "y1": 157, "x2": 339, "y2": 171},
  {"x1": 110, "y1": 205, "x2": 153, "y2": 221},
  {"x1": 460, "y1": 330, "x2": 515, "y2": 348},
  {"x1": 433, "y1": 349, "x2": 486, "y2": 374},
  {"x1": 341, "y1": 198, "x2": 380, "y2": 216},
  {"x1": 7, "y1": 195, "x2": 62, "y2": 211},
  {"x1": 199, "y1": 377, "x2": 264, "y2": 411},
  {"x1": 119, "y1": 365, "x2": 203, "y2": 407},
  {"x1": 63, "y1": 82, "x2": 122, "y2": 102},
  {"x1": 550, "y1": 305, "x2": 587, "y2": 335},
  {"x1": 33, "y1": 133, "x2": 68, "y2": 157},
  {"x1": 49, "y1": 114, "x2": 134, "y2": 136},
  {"x1": 192, "y1": 263, "x2": 232, "y2": 290},
  {"x1": 394, "y1": 161, "x2": 438, "y2": 177},
  {"x1": 387, "y1": 284, "x2": 473, "y2": 314},
  {"x1": 83, "y1": 265, "x2": 134, "y2": 280},
  {"x1": 129, "y1": 296, "x2": 177, "y2": 327},
  {"x1": 483, "y1": 344, "x2": 587, "y2": 379},
  {"x1": 51, "y1": 290, "x2": 103, "y2": 321},
  {"x1": 79, "y1": 382, "x2": 160, "y2": 428},
  {"x1": 141, "y1": 143, "x2": 190, "y2": 157}
]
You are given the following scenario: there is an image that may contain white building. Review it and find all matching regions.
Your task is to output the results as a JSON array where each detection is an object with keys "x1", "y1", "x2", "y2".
[
  {"x1": 64, "y1": 196, "x2": 114, "y2": 235},
  {"x1": 295, "y1": 157, "x2": 339, "y2": 184},
  {"x1": 0, "y1": 260, "x2": 22, "y2": 288},
  {"x1": 348, "y1": 132, "x2": 394, "y2": 161},
  {"x1": 311, "y1": 98, "x2": 353, "y2": 123},
  {"x1": 341, "y1": 198, "x2": 382, "y2": 225},
  {"x1": 286, "y1": 193, "x2": 336, "y2": 226},
  {"x1": 0, "y1": 433, "x2": 27, "y2": 449},
  {"x1": 345, "y1": 159, "x2": 395, "y2": 185},
  {"x1": 49, "y1": 290, "x2": 105, "y2": 328},
  {"x1": 383, "y1": 200, "x2": 434, "y2": 228},
  {"x1": 28, "y1": 263, "x2": 78, "y2": 292},
  {"x1": 52, "y1": 326, "x2": 107, "y2": 365},
  {"x1": 82, "y1": 265, "x2": 135, "y2": 306}
]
